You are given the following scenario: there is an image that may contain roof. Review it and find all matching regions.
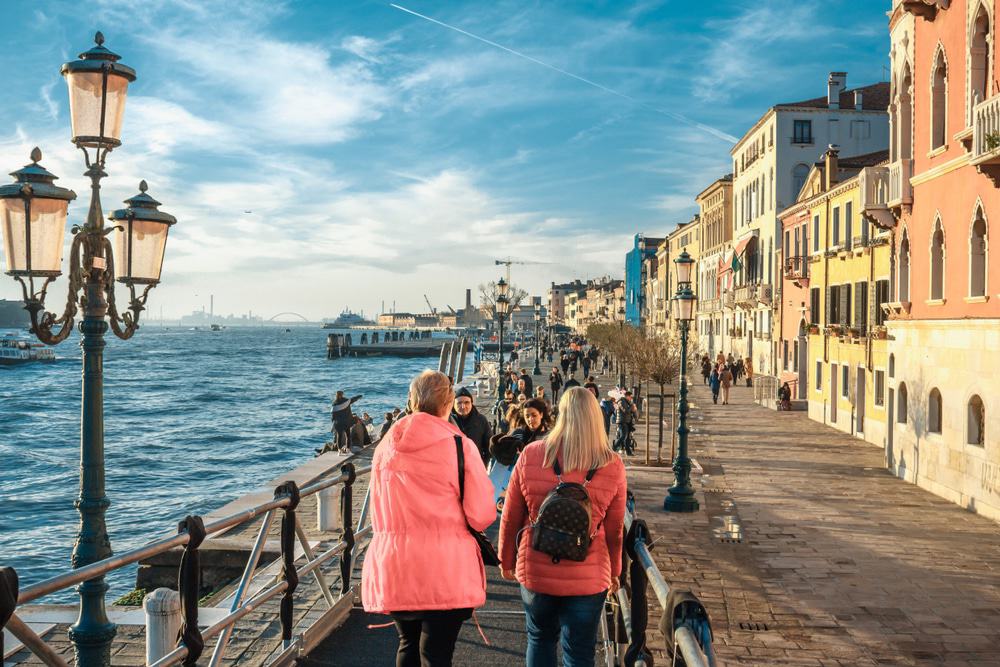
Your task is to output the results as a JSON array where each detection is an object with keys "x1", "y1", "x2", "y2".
[
  {"x1": 837, "y1": 148, "x2": 891, "y2": 168},
  {"x1": 777, "y1": 82, "x2": 890, "y2": 112}
]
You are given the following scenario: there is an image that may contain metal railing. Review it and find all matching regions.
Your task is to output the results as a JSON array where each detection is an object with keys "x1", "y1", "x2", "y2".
[
  {"x1": 973, "y1": 91, "x2": 1000, "y2": 164},
  {"x1": 783, "y1": 256, "x2": 809, "y2": 281},
  {"x1": 608, "y1": 498, "x2": 716, "y2": 667},
  {"x1": 1, "y1": 462, "x2": 373, "y2": 667}
]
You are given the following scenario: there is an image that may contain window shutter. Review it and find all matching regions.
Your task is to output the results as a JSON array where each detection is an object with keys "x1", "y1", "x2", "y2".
[
  {"x1": 845, "y1": 202, "x2": 853, "y2": 249},
  {"x1": 840, "y1": 284, "x2": 851, "y2": 327},
  {"x1": 826, "y1": 287, "x2": 834, "y2": 325},
  {"x1": 811, "y1": 287, "x2": 820, "y2": 324},
  {"x1": 856, "y1": 281, "x2": 868, "y2": 331}
]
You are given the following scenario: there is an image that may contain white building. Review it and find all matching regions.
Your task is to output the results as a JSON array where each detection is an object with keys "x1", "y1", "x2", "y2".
[{"x1": 727, "y1": 72, "x2": 891, "y2": 376}]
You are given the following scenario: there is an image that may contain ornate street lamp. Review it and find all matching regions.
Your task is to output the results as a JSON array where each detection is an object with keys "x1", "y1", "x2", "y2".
[
  {"x1": 532, "y1": 302, "x2": 542, "y2": 376},
  {"x1": 495, "y1": 278, "x2": 510, "y2": 403},
  {"x1": 617, "y1": 305, "x2": 626, "y2": 389},
  {"x1": 665, "y1": 251, "x2": 699, "y2": 513},
  {"x1": 0, "y1": 33, "x2": 175, "y2": 666}
]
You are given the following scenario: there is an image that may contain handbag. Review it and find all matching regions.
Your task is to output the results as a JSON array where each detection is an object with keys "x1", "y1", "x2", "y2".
[{"x1": 454, "y1": 436, "x2": 501, "y2": 567}]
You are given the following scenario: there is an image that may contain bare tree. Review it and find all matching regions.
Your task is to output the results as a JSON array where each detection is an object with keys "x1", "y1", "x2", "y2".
[
  {"x1": 479, "y1": 281, "x2": 528, "y2": 321},
  {"x1": 632, "y1": 332, "x2": 682, "y2": 464}
]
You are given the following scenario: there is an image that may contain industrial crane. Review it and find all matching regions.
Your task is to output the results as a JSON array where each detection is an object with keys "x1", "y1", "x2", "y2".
[
  {"x1": 494, "y1": 257, "x2": 551, "y2": 283},
  {"x1": 423, "y1": 294, "x2": 437, "y2": 315}
]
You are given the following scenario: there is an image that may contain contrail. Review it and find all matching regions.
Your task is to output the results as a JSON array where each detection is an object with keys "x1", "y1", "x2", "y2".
[{"x1": 390, "y1": 3, "x2": 738, "y2": 144}]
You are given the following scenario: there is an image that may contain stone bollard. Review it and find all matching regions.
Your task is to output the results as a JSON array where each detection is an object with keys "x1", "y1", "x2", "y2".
[
  {"x1": 144, "y1": 587, "x2": 181, "y2": 666},
  {"x1": 317, "y1": 486, "x2": 341, "y2": 532}
]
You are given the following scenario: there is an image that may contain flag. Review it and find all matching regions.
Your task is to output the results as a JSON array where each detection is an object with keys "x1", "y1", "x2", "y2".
[{"x1": 731, "y1": 253, "x2": 743, "y2": 273}]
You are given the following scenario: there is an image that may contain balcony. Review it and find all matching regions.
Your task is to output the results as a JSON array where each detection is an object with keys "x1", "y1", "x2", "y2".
[
  {"x1": 899, "y1": 0, "x2": 948, "y2": 19},
  {"x1": 859, "y1": 166, "x2": 895, "y2": 229},
  {"x1": 759, "y1": 284, "x2": 774, "y2": 306},
  {"x1": 972, "y1": 92, "x2": 1000, "y2": 185},
  {"x1": 700, "y1": 297, "x2": 721, "y2": 313},
  {"x1": 887, "y1": 159, "x2": 912, "y2": 209},
  {"x1": 783, "y1": 256, "x2": 809, "y2": 285},
  {"x1": 723, "y1": 291, "x2": 735, "y2": 309},
  {"x1": 734, "y1": 284, "x2": 757, "y2": 309}
]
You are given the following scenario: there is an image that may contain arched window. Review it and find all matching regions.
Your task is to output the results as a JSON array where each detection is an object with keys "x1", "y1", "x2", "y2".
[
  {"x1": 899, "y1": 231, "x2": 911, "y2": 302},
  {"x1": 970, "y1": 207, "x2": 988, "y2": 297},
  {"x1": 792, "y1": 164, "x2": 809, "y2": 201},
  {"x1": 899, "y1": 63, "x2": 913, "y2": 160},
  {"x1": 969, "y1": 4, "x2": 991, "y2": 124},
  {"x1": 889, "y1": 354, "x2": 895, "y2": 378},
  {"x1": 898, "y1": 383, "x2": 908, "y2": 423},
  {"x1": 967, "y1": 395, "x2": 985, "y2": 445},
  {"x1": 930, "y1": 218, "x2": 945, "y2": 300},
  {"x1": 931, "y1": 48, "x2": 948, "y2": 150},
  {"x1": 928, "y1": 388, "x2": 943, "y2": 433}
]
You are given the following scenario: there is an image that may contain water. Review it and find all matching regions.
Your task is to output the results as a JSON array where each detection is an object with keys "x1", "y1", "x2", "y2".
[{"x1": 0, "y1": 326, "x2": 455, "y2": 601}]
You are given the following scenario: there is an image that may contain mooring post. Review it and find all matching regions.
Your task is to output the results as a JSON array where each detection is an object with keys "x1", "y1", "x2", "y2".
[
  {"x1": 176, "y1": 515, "x2": 207, "y2": 666},
  {"x1": 316, "y1": 486, "x2": 341, "y2": 532},
  {"x1": 144, "y1": 588, "x2": 181, "y2": 666}
]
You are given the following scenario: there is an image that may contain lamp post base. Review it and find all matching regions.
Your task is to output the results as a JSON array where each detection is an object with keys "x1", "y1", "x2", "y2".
[
  {"x1": 533, "y1": 360, "x2": 541, "y2": 376},
  {"x1": 663, "y1": 488, "x2": 699, "y2": 513}
]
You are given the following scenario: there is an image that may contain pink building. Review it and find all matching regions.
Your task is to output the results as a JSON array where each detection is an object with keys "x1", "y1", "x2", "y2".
[{"x1": 885, "y1": 0, "x2": 999, "y2": 520}]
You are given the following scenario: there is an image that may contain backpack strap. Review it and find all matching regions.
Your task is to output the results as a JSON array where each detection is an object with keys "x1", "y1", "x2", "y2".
[{"x1": 454, "y1": 436, "x2": 466, "y2": 502}]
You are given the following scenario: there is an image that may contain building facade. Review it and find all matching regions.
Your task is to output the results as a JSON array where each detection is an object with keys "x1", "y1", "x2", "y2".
[
  {"x1": 547, "y1": 280, "x2": 584, "y2": 326},
  {"x1": 665, "y1": 215, "x2": 701, "y2": 333},
  {"x1": 884, "y1": 0, "x2": 1000, "y2": 520},
  {"x1": 696, "y1": 176, "x2": 733, "y2": 358},
  {"x1": 728, "y1": 72, "x2": 890, "y2": 377},
  {"x1": 624, "y1": 234, "x2": 664, "y2": 326}
]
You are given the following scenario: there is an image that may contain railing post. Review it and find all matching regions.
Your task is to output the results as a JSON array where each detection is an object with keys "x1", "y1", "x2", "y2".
[
  {"x1": 275, "y1": 480, "x2": 301, "y2": 647},
  {"x1": 175, "y1": 515, "x2": 207, "y2": 667},
  {"x1": 144, "y1": 588, "x2": 181, "y2": 666},
  {"x1": 339, "y1": 463, "x2": 357, "y2": 594},
  {"x1": 623, "y1": 519, "x2": 654, "y2": 667},
  {"x1": 660, "y1": 589, "x2": 714, "y2": 667},
  {"x1": 1, "y1": 567, "x2": 18, "y2": 659}
]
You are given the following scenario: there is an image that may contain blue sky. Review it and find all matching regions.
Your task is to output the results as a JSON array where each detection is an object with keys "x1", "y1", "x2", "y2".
[{"x1": 0, "y1": 0, "x2": 890, "y2": 319}]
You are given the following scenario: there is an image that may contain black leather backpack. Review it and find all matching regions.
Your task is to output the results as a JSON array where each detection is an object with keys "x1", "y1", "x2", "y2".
[{"x1": 530, "y1": 459, "x2": 600, "y2": 563}]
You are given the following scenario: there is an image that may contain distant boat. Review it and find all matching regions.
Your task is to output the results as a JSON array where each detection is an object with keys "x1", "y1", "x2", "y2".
[
  {"x1": 322, "y1": 309, "x2": 375, "y2": 329},
  {"x1": 210, "y1": 324, "x2": 224, "y2": 331},
  {"x1": 0, "y1": 334, "x2": 56, "y2": 365}
]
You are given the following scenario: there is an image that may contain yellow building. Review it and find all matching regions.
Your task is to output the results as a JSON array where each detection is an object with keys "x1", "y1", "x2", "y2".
[
  {"x1": 695, "y1": 175, "x2": 733, "y2": 358},
  {"x1": 665, "y1": 215, "x2": 700, "y2": 332},
  {"x1": 777, "y1": 147, "x2": 894, "y2": 448}
]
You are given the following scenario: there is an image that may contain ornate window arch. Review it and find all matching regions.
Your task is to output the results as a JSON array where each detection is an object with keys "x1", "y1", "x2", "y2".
[
  {"x1": 930, "y1": 43, "x2": 948, "y2": 150},
  {"x1": 898, "y1": 228, "x2": 911, "y2": 302},
  {"x1": 898, "y1": 60, "x2": 914, "y2": 161},
  {"x1": 967, "y1": 1, "x2": 993, "y2": 125},
  {"x1": 928, "y1": 387, "x2": 943, "y2": 433},
  {"x1": 929, "y1": 216, "x2": 945, "y2": 300},
  {"x1": 969, "y1": 200, "x2": 988, "y2": 297},
  {"x1": 967, "y1": 394, "x2": 986, "y2": 445},
  {"x1": 897, "y1": 382, "x2": 908, "y2": 424}
]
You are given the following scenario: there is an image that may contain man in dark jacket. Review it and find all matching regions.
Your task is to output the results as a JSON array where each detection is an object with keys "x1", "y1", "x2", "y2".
[
  {"x1": 518, "y1": 370, "x2": 534, "y2": 397},
  {"x1": 331, "y1": 391, "x2": 362, "y2": 451},
  {"x1": 453, "y1": 387, "x2": 491, "y2": 464}
]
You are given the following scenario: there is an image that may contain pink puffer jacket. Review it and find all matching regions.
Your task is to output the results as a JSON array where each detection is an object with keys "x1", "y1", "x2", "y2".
[
  {"x1": 361, "y1": 411, "x2": 496, "y2": 613},
  {"x1": 498, "y1": 441, "x2": 627, "y2": 597}
]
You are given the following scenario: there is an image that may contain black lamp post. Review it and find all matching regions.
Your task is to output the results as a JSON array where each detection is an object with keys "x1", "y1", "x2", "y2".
[
  {"x1": 617, "y1": 306, "x2": 626, "y2": 389},
  {"x1": 664, "y1": 251, "x2": 699, "y2": 513},
  {"x1": 495, "y1": 277, "x2": 509, "y2": 403},
  {"x1": 0, "y1": 33, "x2": 176, "y2": 666},
  {"x1": 532, "y1": 302, "x2": 542, "y2": 375}
]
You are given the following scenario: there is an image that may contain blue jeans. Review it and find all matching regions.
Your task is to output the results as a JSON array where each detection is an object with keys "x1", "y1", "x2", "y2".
[{"x1": 520, "y1": 586, "x2": 607, "y2": 667}]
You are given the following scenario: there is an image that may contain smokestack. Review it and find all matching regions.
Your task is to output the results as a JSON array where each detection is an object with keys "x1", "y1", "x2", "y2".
[
  {"x1": 854, "y1": 90, "x2": 863, "y2": 111},
  {"x1": 210, "y1": 294, "x2": 214, "y2": 317},
  {"x1": 827, "y1": 72, "x2": 847, "y2": 109},
  {"x1": 824, "y1": 145, "x2": 840, "y2": 191},
  {"x1": 465, "y1": 288, "x2": 472, "y2": 310}
]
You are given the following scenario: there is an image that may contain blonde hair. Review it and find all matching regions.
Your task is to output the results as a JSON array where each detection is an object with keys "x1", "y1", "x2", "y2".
[
  {"x1": 408, "y1": 370, "x2": 453, "y2": 416},
  {"x1": 543, "y1": 387, "x2": 615, "y2": 472},
  {"x1": 505, "y1": 403, "x2": 527, "y2": 433}
]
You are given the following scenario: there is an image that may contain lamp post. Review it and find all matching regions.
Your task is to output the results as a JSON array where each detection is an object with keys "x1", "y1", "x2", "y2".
[
  {"x1": 0, "y1": 33, "x2": 176, "y2": 666},
  {"x1": 617, "y1": 306, "x2": 626, "y2": 389},
  {"x1": 532, "y1": 302, "x2": 542, "y2": 375},
  {"x1": 495, "y1": 277, "x2": 509, "y2": 403},
  {"x1": 664, "y1": 251, "x2": 699, "y2": 513}
]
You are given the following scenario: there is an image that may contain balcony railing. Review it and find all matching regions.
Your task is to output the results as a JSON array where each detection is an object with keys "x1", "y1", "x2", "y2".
[
  {"x1": 759, "y1": 284, "x2": 773, "y2": 306},
  {"x1": 734, "y1": 284, "x2": 757, "y2": 308},
  {"x1": 723, "y1": 291, "x2": 735, "y2": 309},
  {"x1": 972, "y1": 91, "x2": 1000, "y2": 167},
  {"x1": 888, "y1": 159, "x2": 912, "y2": 209},
  {"x1": 783, "y1": 256, "x2": 809, "y2": 282},
  {"x1": 700, "y1": 297, "x2": 721, "y2": 313}
]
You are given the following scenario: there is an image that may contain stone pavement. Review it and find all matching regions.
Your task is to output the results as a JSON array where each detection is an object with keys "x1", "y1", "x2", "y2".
[{"x1": 628, "y1": 378, "x2": 1000, "y2": 666}]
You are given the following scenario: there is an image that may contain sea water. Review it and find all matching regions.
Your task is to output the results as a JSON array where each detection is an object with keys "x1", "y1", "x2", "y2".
[{"x1": 0, "y1": 326, "x2": 461, "y2": 601}]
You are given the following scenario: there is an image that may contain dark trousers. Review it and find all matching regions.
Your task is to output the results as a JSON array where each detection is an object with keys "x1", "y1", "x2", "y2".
[
  {"x1": 521, "y1": 586, "x2": 606, "y2": 667},
  {"x1": 391, "y1": 609, "x2": 470, "y2": 667},
  {"x1": 333, "y1": 424, "x2": 351, "y2": 450}
]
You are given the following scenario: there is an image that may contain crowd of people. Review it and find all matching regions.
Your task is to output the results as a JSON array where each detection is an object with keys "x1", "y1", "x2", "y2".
[
  {"x1": 701, "y1": 352, "x2": 753, "y2": 406},
  {"x1": 355, "y1": 337, "x2": 636, "y2": 666}
]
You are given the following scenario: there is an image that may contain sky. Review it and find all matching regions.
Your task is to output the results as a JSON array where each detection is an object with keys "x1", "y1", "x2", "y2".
[{"x1": 0, "y1": 0, "x2": 891, "y2": 320}]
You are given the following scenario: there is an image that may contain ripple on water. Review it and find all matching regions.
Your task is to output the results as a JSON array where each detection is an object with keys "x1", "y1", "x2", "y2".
[{"x1": 1, "y1": 327, "x2": 451, "y2": 600}]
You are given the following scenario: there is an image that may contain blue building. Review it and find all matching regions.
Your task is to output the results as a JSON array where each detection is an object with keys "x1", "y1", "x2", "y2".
[{"x1": 624, "y1": 234, "x2": 664, "y2": 325}]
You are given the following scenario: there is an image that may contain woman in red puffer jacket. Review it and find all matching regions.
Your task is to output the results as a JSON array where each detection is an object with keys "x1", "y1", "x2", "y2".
[{"x1": 498, "y1": 387, "x2": 626, "y2": 667}]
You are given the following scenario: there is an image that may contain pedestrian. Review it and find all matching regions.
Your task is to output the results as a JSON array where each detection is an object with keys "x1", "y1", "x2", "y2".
[
  {"x1": 511, "y1": 397, "x2": 552, "y2": 448},
  {"x1": 720, "y1": 365, "x2": 734, "y2": 405},
  {"x1": 734, "y1": 358, "x2": 745, "y2": 383},
  {"x1": 744, "y1": 357, "x2": 753, "y2": 387},
  {"x1": 560, "y1": 353, "x2": 570, "y2": 375},
  {"x1": 362, "y1": 370, "x2": 495, "y2": 667},
  {"x1": 701, "y1": 356, "x2": 711, "y2": 385},
  {"x1": 519, "y1": 369, "x2": 534, "y2": 398},
  {"x1": 498, "y1": 387, "x2": 626, "y2": 667},
  {"x1": 583, "y1": 376, "x2": 599, "y2": 400},
  {"x1": 549, "y1": 367, "x2": 563, "y2": 403},
  {"x1": 614, "y1": 391, "x2": 638, "y2": 455},
  {"x1": 331, "y1": 390, "x2": 360, "y2": 452},
  {"x1": 378, "y1": 412, "x2": 395, "y2": 442},
  {"x1": 581, "y1": 354, "x2": 591, "y2": 378},
  {"x1": 453, "y1": 387, "x2": 492, "y2": 465},
  {"x1": 563, "y1": 374, "x2": 581, "y2": 390},
  {"x1": 495, "y1": 390, "x2": 516, "y2": 433},
  {"x1": 778, "y1": 382, "x2": 792, "y2": 411},
  {"x1": 601, "y1": 355, "x2": 609, "y2": 375},
  {"x1": 599, "y1": 396, "x2": 614, "y2": 437},
  {"x1": 709, "y1": 367, "x2": 721, "y2": 404}
]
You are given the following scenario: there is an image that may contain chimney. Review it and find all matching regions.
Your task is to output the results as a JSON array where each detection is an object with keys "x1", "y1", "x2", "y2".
[
  {"x1": 854, "y1": 90, "x2": 863, "y2": 111},
  {"x1": 465, "y1": 288, "x2": 472, "y2": 310},
  {"x1": 828, "y1": 72, "x2": 847, "y2": 109},
  {"x1": 824, "y1": 145, "x2": 840, "y2": 191}
]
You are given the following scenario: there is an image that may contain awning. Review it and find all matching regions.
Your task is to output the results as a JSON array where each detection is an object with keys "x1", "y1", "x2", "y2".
[{"x1": 732, "y1": 233, "x2": 756, "y2": 258}]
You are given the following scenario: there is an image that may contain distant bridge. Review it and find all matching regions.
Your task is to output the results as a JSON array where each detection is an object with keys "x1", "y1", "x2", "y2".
[{"x1": 267, "y1": 312, "x2": 311, "y2": 322}]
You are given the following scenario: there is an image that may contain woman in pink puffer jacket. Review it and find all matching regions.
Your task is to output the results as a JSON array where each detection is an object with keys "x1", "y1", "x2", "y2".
[{"x1": 362, "y1": 370, "x2": 496, "y2": 666}]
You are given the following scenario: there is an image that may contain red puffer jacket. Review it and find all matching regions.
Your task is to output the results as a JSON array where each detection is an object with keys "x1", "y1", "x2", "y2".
[{"x1": 498, "y1": 441, "x2": 627, "y2": 596}]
